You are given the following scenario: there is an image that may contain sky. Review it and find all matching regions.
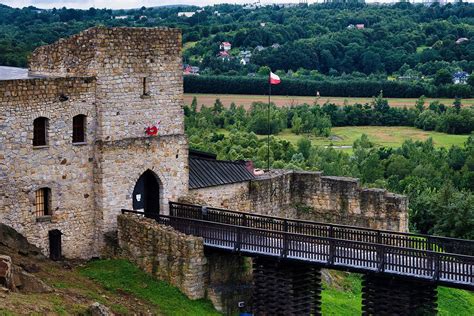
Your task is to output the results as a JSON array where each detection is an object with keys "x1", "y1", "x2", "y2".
[{"x1": 1, "y1": 1, "x2": 470, "y2": 10}]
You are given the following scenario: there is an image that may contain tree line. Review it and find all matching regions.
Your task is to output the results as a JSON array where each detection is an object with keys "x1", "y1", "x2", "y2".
[
  {"x1": 184, "y1": 98, "x2": 474, "y2": 240},
  {"x1": 184, "y1": 75, "x2": 474, "y2": 98}
]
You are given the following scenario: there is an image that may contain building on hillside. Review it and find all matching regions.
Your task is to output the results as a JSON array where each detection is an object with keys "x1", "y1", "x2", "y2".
[
  {"x1": 0, "y1": 27, "x2": 408, "y2": 261},
  {"x1": 452, "y1": 71, "x2": 469, "y2": 84},
  {"x1": 220, "y1": 42, "x2": 232, "y2": 51},
  {"x1": 178, "y1": 12, "x2": 195, "y2": 18},
  {"x1": 183, "y1": 64, "x2": 200, "y2": 75},
  {"x1": 455, "y1": 37, "x2": 468, "y2": 45}
]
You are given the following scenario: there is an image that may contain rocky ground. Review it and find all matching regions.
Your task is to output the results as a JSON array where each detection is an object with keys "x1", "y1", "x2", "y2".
[{"x1": 0, "y1": 223, "x2": 158, "y2": 315}]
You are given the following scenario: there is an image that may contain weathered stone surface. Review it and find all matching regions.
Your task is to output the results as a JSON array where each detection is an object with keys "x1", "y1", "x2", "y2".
[
  {"x1": 12, "y1": 266, "x2": 53, "y2": 293},
  {"x1": 183, "y1": 170, "x2": 408, "y2": 232},
  {"x1": 0, "y1": 255, "x2": 14, "y2": 291},
  {"x1": 0, "y1": 27, "x2": 187, "y2": 259},
  {"x1": 88, "y1": 302, "x2": 114, "y2": 316},
  {"x1": 117, "y1": 214, "x2": 207, "y2": 299}
]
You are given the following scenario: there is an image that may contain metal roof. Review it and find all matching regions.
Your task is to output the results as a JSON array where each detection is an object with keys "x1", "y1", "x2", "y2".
[{"x1": 189, "y1": 156, "x2": 255, "y2": 189}]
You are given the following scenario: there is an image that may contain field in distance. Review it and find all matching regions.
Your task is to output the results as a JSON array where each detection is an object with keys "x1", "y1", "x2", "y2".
[
  {"x1": 185, "y1": 93, "x2": 474, "y2": 109},
  {"x1": 219, "y1": 126, "x2": 469, "y2": 150}
]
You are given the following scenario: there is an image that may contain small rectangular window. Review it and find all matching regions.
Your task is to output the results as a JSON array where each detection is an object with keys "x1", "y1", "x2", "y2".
[
  {"x1": 72, "y1": 115, "x2": 86, "y2": 143},
  {"x1": 35, "y1": 188, "x2": 51, "y2": 217},
  {"x1": 142, "y1": 77, "x2": 150, "y2": 97},
  {"x1": 33, "y1": 117, "x2": 48, "y2": 146}
]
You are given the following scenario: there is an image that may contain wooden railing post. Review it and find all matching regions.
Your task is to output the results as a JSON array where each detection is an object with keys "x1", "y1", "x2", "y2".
[
  {"x1": 235, "y1": 226, "x2": 242, "y2": 252},
  {"x1": 280, "y1": 220, "x2": 289, "y2": 258},
  {"x1": 433, "y1": 253, "x2": 441, "y2": 281},
  {"x1": 377, "y1": 245, "x2": 385, "y2": 272},
  {"x1": 242, "y1": 213, "x2": 247, "y2": 227}
]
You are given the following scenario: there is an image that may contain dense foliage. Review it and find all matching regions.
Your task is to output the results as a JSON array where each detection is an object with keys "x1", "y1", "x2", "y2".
[
  {"x1": 1, "y1": 3, "x2": 474, "y2": 97},
  {"x1": 184, "y1": 75, "x2": 473, "y2": 98},
  {"x1": 184, "y1": 98, "x2": 474, "y2": 240}
]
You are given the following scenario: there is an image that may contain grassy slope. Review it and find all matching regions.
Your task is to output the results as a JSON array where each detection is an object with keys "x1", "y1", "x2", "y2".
[
  {"x1": 79, "y1": 259, "x2": 219, "y2": 316},
  {"x1": 255, "y1": 126, "x2": 469, "y2": 149},
  {"x1": 321, "y1": 272, "x2": 474, "y2": 316}
]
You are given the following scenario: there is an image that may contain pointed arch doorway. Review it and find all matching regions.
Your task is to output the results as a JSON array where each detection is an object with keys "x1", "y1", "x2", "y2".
[{"x1": 133, "y1": 170, "x2": 161, "y2": 217}]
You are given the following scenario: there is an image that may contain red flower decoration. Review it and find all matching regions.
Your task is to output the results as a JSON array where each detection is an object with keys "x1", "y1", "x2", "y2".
[{"x1": 145, "y1": 125, "x2": 158, "y2": 136}]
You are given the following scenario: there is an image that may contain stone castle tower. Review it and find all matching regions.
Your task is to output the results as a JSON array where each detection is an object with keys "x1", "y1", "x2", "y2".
[{"x1": 0, "y1": 27, "x2": 188, "y2": 258}]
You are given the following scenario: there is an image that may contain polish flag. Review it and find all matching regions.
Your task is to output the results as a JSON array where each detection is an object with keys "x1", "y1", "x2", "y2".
[{"x1": 269, "y1": 72, "x2": 281, "y2": 85}]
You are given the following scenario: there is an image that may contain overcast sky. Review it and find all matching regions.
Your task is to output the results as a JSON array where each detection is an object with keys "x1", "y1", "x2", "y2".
[{"x1": 1, "y1": 1, "x2": 470, "y2": 10}]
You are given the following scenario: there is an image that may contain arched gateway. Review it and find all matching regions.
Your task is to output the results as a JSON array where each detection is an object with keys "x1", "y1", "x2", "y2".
[{"x1": 132, "y1": 170, "x2": 161, "y2": 217}]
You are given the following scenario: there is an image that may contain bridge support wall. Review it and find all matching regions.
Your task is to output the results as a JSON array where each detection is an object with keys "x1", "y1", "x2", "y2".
[
  {"x1": 361, "y1": 273, "x2": 438, "y2": 315},
  {"x1": 252, "y1": 257, "x2": 322, "y2": 315}
]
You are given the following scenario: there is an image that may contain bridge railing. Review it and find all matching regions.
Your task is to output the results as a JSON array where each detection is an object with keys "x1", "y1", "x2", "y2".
[
  {"x1": 169, "y1": 202, "x2": 474, "y2": 256},
  {"x1": 121, "y1": 209, "x2": 474, "y2": 289}
]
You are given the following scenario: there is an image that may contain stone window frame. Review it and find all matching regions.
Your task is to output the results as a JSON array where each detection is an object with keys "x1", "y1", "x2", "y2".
[
  {"x1": 140, "y1": 77, "x2": 151, "y2": 99},
  {"x1": 34, "y1": 187, "x2": 52, "y2": 222},
  {"x1": 72, "y1": 114, "x2": 87, "y2": 145},
  {"x1": 32, "y1": 116, "x2": 49, "y2": 148}
]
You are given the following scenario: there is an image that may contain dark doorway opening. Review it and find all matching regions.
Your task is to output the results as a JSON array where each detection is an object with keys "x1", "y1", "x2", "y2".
[
  {"x1": 49, "y1": 229, "x2": 62, "y2": 261},
  {"x1": 133, "y1": 170, "x2": 160, "y2": 217}
]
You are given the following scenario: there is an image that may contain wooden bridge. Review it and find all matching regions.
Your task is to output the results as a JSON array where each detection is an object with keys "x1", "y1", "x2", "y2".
[{"x1": 122, "y1": 202, "x2": 473, "y2": 315}]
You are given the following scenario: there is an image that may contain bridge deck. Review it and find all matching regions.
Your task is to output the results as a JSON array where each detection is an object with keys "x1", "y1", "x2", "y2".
[{"x1": 122, "y1": 203, "x2": 474, "y2": 291}]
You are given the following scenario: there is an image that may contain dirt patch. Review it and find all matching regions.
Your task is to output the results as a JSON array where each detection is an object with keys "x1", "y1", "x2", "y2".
[{"x1": 184, "y1": 94, "x2": 471, "y2": 110}]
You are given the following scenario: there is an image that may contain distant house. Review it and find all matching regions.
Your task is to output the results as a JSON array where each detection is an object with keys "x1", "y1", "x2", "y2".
[
  {"x1": 220, "y1": 42, "x2": 232, "y2": 51},
  {"x1": 260, "y1": 22, "x2": 266, "y2": 27},
  {"x1": 271, "y1": 43, "x2": 281, "y2": 49},
  {"x1": 455, "y1": 38, "x2": 469, "y2": 45},
  {"x1": 452, "y1": 71, "x2": 469, "y2": 84},
  {"x1": 217, "y1": 51, "x2": 231, "y2": 61},
  {"x1": 178, "y1": 12, "x2": 195, "y2": 18},
  {"x1": 255, "y1": 45, "x2": 265, "y2": 52},
  {"x1": 214, "y1": 11, "x2": 221, "y2": 16},
  {"x1": 240, "y1": 50, "x2": 252, "y2": 58},
  {"x1": 114, "y1": 15, "x2": 129, "y2": 20},
  {"x1": 183, "y1": 64, "x2": 200, "y2": 75},
  {"x1": 240, "y1": 58, "x2": 249, "y2": 65},
  {"x1": 347, "y1": 24, "x2": 355, "y2": 29},
  {"x1": 356, "y1": 24, "x2": 365, "y2": 30}
]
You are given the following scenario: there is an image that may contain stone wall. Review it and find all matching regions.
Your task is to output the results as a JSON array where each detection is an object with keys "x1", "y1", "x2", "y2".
[
  {"x1": 117, "y1": 213, "x2": 252, "y2": 312},
  {"x1": 117, "y1": 214, "x2": 207, "y2": 299},
  {"x1": 1, "y1": 27, "x2": 188, "y2": 259},
  {"x1": 0, "y1": 77, "x2": 98, "y2": 258},
  {"x1": 29, "y1": 27, "x2": 184, "y2": 142},
  {"x1": 184, "y1": 170, "x2": 408, "y2": 232},
  {"x1": 96, "y1": 135, "x2": 189, "y2": 235}
]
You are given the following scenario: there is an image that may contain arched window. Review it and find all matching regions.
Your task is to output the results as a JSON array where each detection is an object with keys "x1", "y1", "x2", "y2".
[
  {"x1": 35, "y1": 188, "x2": 51, "y2": 217},
  {"x1": 72, "y1": 114, "x2": 87, "y2": 143},
  {"x1": 33, "y1": 117, "x2": 48, "y2": 146}
]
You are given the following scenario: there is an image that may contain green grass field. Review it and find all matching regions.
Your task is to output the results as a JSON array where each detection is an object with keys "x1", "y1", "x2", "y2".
[
  {"x1": 321, "y1": 272, "x2": 474, "y2": 315},
  {"x1": 263, "y1": 126, "x2": 469, "y2": 150},
  {"x1": 80, "y1": 259, "x2": 219, "y2": 316}
]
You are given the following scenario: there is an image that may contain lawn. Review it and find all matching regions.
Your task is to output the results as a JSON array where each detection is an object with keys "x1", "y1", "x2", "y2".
[
  {"x1": 185, "y1": 93, "x2": 474, "y2": 109},
  {"x1": 321, "y1": 272, "x2": 474, "y2": 316},
  {"x1": 262, "y1": 126, "x2": 469, "y2": 149},
  {"x1": 80, "y1": 259, "x2": 219, "y2": 316}
]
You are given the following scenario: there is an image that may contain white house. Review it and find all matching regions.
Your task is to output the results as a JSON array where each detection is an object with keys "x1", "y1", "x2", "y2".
[{"x1": 220, "y1": 42, "x2": 232, "y2": 51}]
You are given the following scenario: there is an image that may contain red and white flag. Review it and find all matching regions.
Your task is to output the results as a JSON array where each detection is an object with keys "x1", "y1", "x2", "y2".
[{"x1": 269, "y1": 72, "x2": 281, "y2": 85}]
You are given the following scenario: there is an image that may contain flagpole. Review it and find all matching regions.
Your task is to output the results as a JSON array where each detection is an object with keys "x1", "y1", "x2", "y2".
[{"x1": 267, "y1": 77, "x2": 271, "y2": 171}]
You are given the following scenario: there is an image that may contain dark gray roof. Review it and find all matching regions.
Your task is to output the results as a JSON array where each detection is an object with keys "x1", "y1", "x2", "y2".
[{"x1": 189, "y1": 156, "x2": 255, "y2": 189}]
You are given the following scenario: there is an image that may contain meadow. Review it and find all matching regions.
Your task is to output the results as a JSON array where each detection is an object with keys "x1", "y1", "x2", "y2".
[
  {"x1": 185, "y1": 93, "x2": 474, "y2": 110},
  {"x1": 219, "y1": 126, "x2": 469, "y2": 151}
]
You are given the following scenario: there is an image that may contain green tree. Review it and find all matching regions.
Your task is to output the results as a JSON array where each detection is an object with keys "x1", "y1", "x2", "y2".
[
  {"x1": 434, "y1": 69, "x2": 452, "y2": 86},
  {"x1": 297, "y1": 137, "x2": 312, "y2": 159}
]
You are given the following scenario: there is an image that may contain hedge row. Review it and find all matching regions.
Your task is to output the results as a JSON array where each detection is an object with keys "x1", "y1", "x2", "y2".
[{"x1": 184, "y1": 76, "x2": 473, "y2": 99}]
